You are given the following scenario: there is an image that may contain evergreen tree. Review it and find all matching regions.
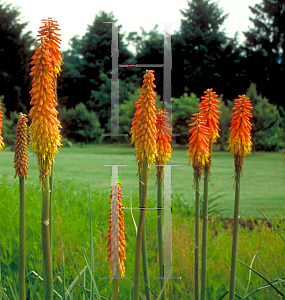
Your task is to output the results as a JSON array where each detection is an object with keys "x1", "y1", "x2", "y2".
[
  {"x1": 125, "y1": 25, "x2": 165, "y2": 99},
  {"x1": 243, "y1": 0, "x2": 285, "y2": 109},
  {"x1": 60, "y1": 11, "x2": 140, "y2": 111},
  {"x1": 0, "y1": 1, "x2": 34, "y2": 116},
  {"x1": 170, "y1": 0, "x2": 243, "y2": 100}
]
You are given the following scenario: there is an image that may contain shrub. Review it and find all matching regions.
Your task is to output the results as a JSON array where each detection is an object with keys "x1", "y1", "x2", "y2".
[
  {"x1": 247, "y1": 83, "x2": 285, "y2": 151},
  {"x1": 58, "y1": 102, "x2": 103, "y2": 145},
  {"x1": 172, "y1": 92, "x2": 200, "y2": 144}
]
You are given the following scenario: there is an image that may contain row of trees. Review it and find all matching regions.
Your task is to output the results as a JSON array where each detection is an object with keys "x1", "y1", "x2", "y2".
[{"x1": 0, "y1": 0, "x2": 284, "y2": 150}]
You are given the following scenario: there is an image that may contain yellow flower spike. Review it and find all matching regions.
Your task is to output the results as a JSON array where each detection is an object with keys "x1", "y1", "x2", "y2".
[
  {"x1": 130, "y1": 70, "x2": 157, "y2": 168},
  {"x1": 29, "y1": 37, "x2": 62, "y2": 180},
  {"x1": 0, "y1": 102, "x2": 4, "y2": 152},
  {"x1": 187, "y1": 112, "x2": 210, "y2": 180},
  {"x1": 14, "y1": 113, "x2": 29, "y2": 179},
  {"x1": 228, "y1": 94, "x2": 253, "y2": 174},
  {"x1": 106, "y1": 182, "x2": 126, "y2": 278},
  {"x1": 155, "y1": 109, "x2": 172, "y2": 179}
]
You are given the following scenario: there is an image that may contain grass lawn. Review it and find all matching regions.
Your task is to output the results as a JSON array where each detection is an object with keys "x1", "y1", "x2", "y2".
[{"x1": 0, "y1": 143, "x2": 284, "y2": 219}]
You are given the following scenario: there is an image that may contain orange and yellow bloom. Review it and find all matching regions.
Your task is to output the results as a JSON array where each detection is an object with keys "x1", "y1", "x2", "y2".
[
  {"x1": 130, "y1": 70, "x2": 157, "y2": 168},
  {"x1": 155, "y1": 109, "x2": 172, "y2": 179},
  {"x1": 187, "y1": 112, "x2": 210, "y2": 179},
  {"x1": 0, "y1": 102, "x2": 4, "y2": 152},
  {"x1": 14, "y1": 113, "x2": 29, "y2": 179},
  {"x1": 106, "y1": 182, "x2": 126, "y2": 277},
  {"x1": 37, "y1": 18, "x2": 62, "y2": 100},
  {"x1": 199, "y1": 88, "x2": 220, "y2": 172},
  {"x1": 28, "y1": 36, "x2": 62, "y2": 180},
  {"x1": 199, "y1": 89, "x2": 220, "y2": 145},
  {"x1": 228, "y1": 94, "x2": 253, "y2": 173}
]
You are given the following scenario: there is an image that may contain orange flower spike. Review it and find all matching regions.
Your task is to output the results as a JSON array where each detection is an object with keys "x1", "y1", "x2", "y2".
[
  {"x1": 36, "y1": 18, "x2": 62, "y2": 75},
  {"x1": 106, "y1": 182, "x2": 126, "y2": 277},
  {"x1": 228, "y1": 95, "x2": 253, "y2": 172},
  {"x1": 199, "y1": 88, "x2": 220, "y2": 144},
  {"x1": 155, "y1": 109, "x2": 172, "y2": 168},
  {"x1": 130, "y1": 70, "x2": 157, "y2": 167},
  {"x1": 0, "y1": 102, "x2": 4, "y2": 152},
  {"x1": 187, "y1": 113, "x2": 210, "y2": 180},
  {"x1": 28, "y1": 37, "x2": 62, "y2": 180},
  {"x1": 14, "y1": 113, "x2": 29, "y2": 179}
]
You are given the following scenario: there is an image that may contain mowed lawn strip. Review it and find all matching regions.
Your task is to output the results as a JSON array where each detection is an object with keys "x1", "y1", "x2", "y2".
[{"x1": 0, "y1": 144, "x2": 284, "y2": 218}]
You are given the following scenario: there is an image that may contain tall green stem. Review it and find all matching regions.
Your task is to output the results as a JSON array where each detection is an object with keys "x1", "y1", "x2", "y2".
[
  {"x1": 157, "y1": 169, "x2": 166, "y2": 300},
  {"x1": 110, "y1": 278, "x2": 119, "y2": 300},
  {"x1": 133, "y1": 160, "x2": 148, "y2": 300},
  {"x1": 201, "y1": 167, "x2": 208, "y2": 300},
  {"x1": 42, "y1": 176, "x2": 53, "y2": 300},
  {"x1": 140, "y1": 170, "x2": 151, "y2": 300},
  {"x1": 194, "y1": 176, "x2": 200, "y2": 300},
  {"x1": 49, "y1": 164, "x2": 54, "y2": 261},
  {"x1": 19, "y1": 176, "x2": 26, "y2": 300},
  {"x1": 229, "y1": 170, "x2": 241, "y2": 300}
]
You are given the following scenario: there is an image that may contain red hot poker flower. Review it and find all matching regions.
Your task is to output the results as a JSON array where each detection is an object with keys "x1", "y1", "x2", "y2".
[
  {"x1": 14, "y1": 113, "x2": 29, "y2": 179},
  {"x1": 199, "y1": 88, "x2": 220, "y2": 144},
  {"x1": 37, "y1": 18, "x2": 62, "y2": 76},
  {"x1": 228, "y1": 94, "x2": 253, "y2": 173},
  {"x1": 187, "y1": 113, "x2": 210, "y2": 180},
  {"x1": 29, "y1": 37, "x2": 62, "y2": 180},
  {"x1": 106, "y1": 182, "x2": 126, "y2": 278},
  {"x1": 155, "y1": 109, "x2": 172, "y2": 165},
  {"x1": 155, "y1": 109, "x2": 172, "y2": 181},
  {"x1": 130, "y1": 70, "x2": 157, "y2": 167}
]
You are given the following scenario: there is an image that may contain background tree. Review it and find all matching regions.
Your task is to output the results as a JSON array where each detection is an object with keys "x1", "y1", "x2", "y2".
[
  {"x1": 170, "y1": 0, "x2": 246, "y2": 102},
  {"x1": 243, "y1": 0, "x2": 285, "y2": 109},
  {"x1": 59, "y1": 10, "x2": 141, "y2": 140},
  {"x1": 125, "y1": 25, "x2": 165, "y2": 100},
  {"x1": 0, "y1": 1, "x2": 34, "y2": 116}
]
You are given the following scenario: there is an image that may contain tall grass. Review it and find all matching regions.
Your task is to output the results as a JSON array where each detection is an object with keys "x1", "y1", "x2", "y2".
[{"x1": 1, "y1": 174, "x2": 285, "y2": 299}]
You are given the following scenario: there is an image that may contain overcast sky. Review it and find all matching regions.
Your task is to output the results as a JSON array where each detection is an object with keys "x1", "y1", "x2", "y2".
[{"x1": 8, "y1": 0, "x2": 261, "y2": 55}]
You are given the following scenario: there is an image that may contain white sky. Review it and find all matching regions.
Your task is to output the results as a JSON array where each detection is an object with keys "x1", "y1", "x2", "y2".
[{"x1": 7, "y1": 0, "x2": 261, "y2": 55}]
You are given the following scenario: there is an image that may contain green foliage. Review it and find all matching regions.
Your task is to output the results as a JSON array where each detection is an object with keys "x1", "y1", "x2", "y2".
[
  {"x1": 172, "y1": 92, "x2": 200, "y2": 144},
  {"x1": 0, "y1": 1, "x2": 34, "y2": 115},
  {"x1": 246, "y1": 83, "x2": 284, "y2": 151},
  {"x1": 58, "y1": 103, "x2": 104, "y2": 145}
]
